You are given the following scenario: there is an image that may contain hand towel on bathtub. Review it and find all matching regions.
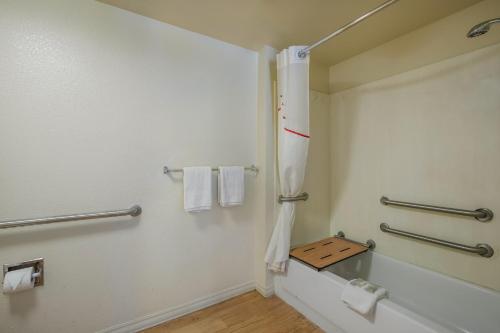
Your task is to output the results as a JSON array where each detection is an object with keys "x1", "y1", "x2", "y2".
[
  {"x1": 341, "y1": 278, "x2": 387, "y2": 315},
  {"x1": 183, "y1": 167, "x2": 212, "y2": 212},
  {"x1": 218, "y1": 166, "x2": 244, "y2": 207}
]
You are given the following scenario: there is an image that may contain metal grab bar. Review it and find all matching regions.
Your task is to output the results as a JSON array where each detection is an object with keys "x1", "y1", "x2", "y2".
[
  {"x1": 0, "y1": 205, "x2": 142, "y2": 229},
  {"x1": 164, "y1": 165, "x2": 258, "y2": 174},
  {"x1": 278, "y1": 192, "x2": 309, "y2": 204},
  {"x1": 336, "y1": 231, "x2": 376, "y2": 249},
  {"x1": 380, "y1": 223, "x2": 494, "y2": 258},
  {"x1": 380, "y1": 196, "x2": 493, "y2": 222}
]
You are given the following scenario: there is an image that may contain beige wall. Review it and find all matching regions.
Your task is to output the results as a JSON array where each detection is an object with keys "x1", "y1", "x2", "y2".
[
  {"x1": 292, "y1": 90, "x2": 331, "y2": 246},
  {"x1": 329, "y1": 43, "x2": 500, "y2": 290},
  {"x1": 330, "y1": 0, "x2": 500, "y2": 93},
  {"x1": 310, "y1": 61, "x2": 330, "y2": 94},
  {"x1": 0, "y1": 1, "x2": 258, "y2": 332},
  {"x1": 255, "y1": 46, "x2": 278, "y2": 297}
]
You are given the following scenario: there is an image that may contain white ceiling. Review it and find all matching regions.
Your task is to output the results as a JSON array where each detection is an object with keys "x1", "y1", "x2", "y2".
[{"x1": 99, "y1": 0, "x2": 482, "y2": 66}]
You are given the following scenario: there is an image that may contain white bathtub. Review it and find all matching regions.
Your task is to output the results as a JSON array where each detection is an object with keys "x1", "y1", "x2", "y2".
[{"x1": 274, "y1": 252, "x2": 500, "y2": 333}]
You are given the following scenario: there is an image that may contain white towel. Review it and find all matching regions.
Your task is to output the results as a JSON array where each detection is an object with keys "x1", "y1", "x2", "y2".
[
  {"x1": 183, "y1": 167, "x2": 212, "y2": 212},
  {"x1": 341, "y1": 278, "x2": 387, "y2": 315},
  {"x1": 218, "y1": 166, "x2": 244, "y2": 207}
]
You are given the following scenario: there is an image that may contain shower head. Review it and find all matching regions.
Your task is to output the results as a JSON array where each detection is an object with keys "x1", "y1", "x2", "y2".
[{"x1": 466, "y1": 18, "x2": 500, "y2": 38}]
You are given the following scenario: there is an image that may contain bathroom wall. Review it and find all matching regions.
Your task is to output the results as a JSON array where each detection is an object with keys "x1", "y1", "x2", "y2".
[
  {"x1": 254, "y1": 46, "x2": 278, "y2": 297},
  {"x1": 0, "y1": 1, "x2": 258, "y2": 332},
  {"x1": 292, "y1": 90, "x2": 331, "y2": 246},
  {"x1": 309, "y1": 61, "x2": 330, "y2": 94},
  {"x1": 330, "y1": 0, "x2": 500, "y2": 92},
  {"x1": 330, "y1": 43, "x2": 500, "y2": 290}
]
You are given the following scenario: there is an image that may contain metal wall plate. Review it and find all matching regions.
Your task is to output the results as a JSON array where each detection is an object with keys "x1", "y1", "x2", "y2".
[{"x1": 3, "y1": 258, "x2": 44, "y2": 287}]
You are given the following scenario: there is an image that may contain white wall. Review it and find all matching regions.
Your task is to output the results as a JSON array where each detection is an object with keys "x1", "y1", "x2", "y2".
[
  {"x1": 330, "y1": 0, "x2": 500, "y2": 93},
  {"x1": 254, "y1": 46, "x2": 278, "y2": 297},
  {"x1": 330, "y1": 43, "x2": 500, "y2": 290},
  {"x1": 292, "y1": 90, "x2": 331, "y2": 246},
  {"x1": 0, "y1": 1, "x2": 258, "y2": 332}
]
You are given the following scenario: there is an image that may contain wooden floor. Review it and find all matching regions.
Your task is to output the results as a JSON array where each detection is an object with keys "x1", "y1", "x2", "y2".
[{"x1": 142, "y1": 291, "x2": 323, "y2": 333}]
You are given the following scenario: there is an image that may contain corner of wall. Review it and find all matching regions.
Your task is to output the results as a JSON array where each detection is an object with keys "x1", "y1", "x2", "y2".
[
  {"x1": 255, "y1": 45, "x2": 278, "y2": 296},
  {"x1": 329, "y1": 0, "x2": 500, "y2": 93},
  {"x1": 310, "y1": 61, "x2": 330, "y2": 94}
]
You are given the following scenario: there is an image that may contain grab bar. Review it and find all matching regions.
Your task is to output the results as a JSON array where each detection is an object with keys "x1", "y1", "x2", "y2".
[
  {"x1": 0, "y1": 205, "x2": 142, "y2": 229},
  {"x1": 336, "y1": 231, "x2": 376, "y2": 249},
  {"x1": 164, "y1": 165, "x2": 258, "y2": 174},
  {"x1": 380, "y1": 223, "x2": 494, "y2": 257},
  {"x1": 278, "y1": 192, "x2": 309, "y2": 204},
  {"x1": 380, "y1": 196, "x2": 493, "y2": 222}
]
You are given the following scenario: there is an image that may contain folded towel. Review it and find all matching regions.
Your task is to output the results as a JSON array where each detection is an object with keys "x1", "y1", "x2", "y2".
[
  {"x1": 183, "y1": 167, "x2": 212, "y2": 212},
  {"x1": 218, "y1": 166, "x2": 245, "y2": 207},
  {"x1": 341, "y1": 278, "x2": 387, "y2": 315}
]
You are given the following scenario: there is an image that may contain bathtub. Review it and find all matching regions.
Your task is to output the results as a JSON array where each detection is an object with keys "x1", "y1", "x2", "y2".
[{"x1": 274, "y1": 252, "x2": 500, "y2": 333}]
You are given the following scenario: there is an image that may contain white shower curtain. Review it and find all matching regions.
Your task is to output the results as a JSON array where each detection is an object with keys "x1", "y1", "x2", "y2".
[{"x1": 264, "y1": 46, "x2": 309, "y2": 272}]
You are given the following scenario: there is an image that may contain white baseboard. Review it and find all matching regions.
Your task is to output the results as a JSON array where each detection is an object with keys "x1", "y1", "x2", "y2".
[
  {"x1": 255, "y1": 282, "x2": 274, "y2": 297},
  {"x1": 97, "y1": 281, "x2": 255, "y2": 333}
]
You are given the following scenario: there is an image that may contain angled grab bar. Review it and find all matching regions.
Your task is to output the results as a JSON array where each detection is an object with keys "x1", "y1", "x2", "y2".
[
  {"x1": 278, "y1": 192, "x2": 309, "y2": 204},
  {"x1": 380, "y1": 196, "x2": 493, "y2": 222},
  {"x1": 380, "y1": 223, "x2": 494, "y2": 258},
  {"x1": 0, "y1": 205, "x2": 142, "y2": 229}
]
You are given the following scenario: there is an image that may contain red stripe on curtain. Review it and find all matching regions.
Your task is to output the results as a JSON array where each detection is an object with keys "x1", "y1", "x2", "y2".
[{"x1": 284, "y1": 127, "x2": 310, "y2": 138}]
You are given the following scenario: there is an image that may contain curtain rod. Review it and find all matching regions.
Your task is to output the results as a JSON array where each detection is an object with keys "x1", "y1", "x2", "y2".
[{"x1": 298, "y1": 0, "x2": 400, "y2": 58}]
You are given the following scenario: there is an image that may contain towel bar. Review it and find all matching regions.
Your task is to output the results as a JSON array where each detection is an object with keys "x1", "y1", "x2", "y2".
[
  {"x1": 164, "y1": 165, "x2": 258, "y2": 174},
  {"x1": 380, "y1": 223, "x2": 494, "y2": 257}
]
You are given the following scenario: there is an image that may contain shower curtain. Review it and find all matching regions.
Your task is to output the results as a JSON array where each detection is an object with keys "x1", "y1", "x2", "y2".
[{"x1": 265, "y1": 46, "x2": 309, "y2": 272}]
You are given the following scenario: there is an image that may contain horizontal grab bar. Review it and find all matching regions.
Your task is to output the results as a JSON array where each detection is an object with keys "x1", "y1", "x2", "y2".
[
  {"x1": 164, "y1": 165, "x2": 258, "y2": 174},
  {"x1": 380, "y1": 196, "x2": 493, "y2": 222},
  {"x1": 0, "y1": 205, "x2": 142, "y2": 229},
  {"x1": 336, "y1": 231, "x2": 376, "y2": 249},
  {"x1": 278, "y1": 192, "x2": 309, "y2": 204},
  {"x1": 380, "y1": 223, "x2": 494, "y2": 258}
]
